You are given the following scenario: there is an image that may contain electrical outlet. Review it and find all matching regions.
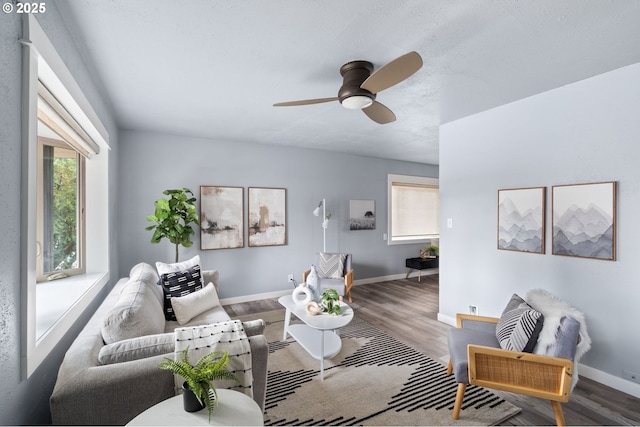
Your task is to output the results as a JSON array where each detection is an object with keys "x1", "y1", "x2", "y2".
[
  {"x1": 623, "y1": 369, "x2": 640, "y2": 384},
  {"x1": 469, "y1": 305, "x2": 478, "y2": 315},
  {"x1": 288, "y1": 274, "x2": 294, "y2": 283}
]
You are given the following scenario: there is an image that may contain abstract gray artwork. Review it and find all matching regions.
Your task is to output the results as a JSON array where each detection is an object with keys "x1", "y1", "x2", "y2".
[
  {"x1": 498, "y1": 187, "x2": 545, "y2": 253},
  {"x1": 200, "y1": 186, "x2": 244, "y2": 250},
  {"x1": 552, "y1": 182, "x2": 616, "y2": 260},
  {"x1": 248, "y1": 187, "x2": 286, "y2": 247}
]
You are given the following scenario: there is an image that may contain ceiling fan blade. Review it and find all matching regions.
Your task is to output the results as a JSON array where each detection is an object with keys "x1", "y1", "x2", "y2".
[
  {"x1": 362, "y1": 101, "x2": 396, "y2": 124},
  {"x1": 273, "y1": 97, "x2": 338, "y2": 107},
  {"x1": 360, "y1": 51, "x2": 423, "y2": 94}
]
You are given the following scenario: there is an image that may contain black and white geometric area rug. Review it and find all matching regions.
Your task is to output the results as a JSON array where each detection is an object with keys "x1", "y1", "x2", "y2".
[{"x1": 239, "y1": 310, "x2": 521, "y2": 426}]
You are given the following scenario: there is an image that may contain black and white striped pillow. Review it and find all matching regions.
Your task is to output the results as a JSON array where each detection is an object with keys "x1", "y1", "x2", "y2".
[
  {"x1": 496, "y1": 295, "x2": 544, "y2": 352},
  {"x1": 158, "y1": 265, "x2": 203, "y2": 321}
]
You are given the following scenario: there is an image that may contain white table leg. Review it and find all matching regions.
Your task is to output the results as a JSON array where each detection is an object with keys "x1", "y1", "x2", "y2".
[
  {"x1": 320, "y1": 330, "x2": 325, "y2": 381},
  {"x1": 283, "y1": 307, "x2": 291, "y2": 341}
]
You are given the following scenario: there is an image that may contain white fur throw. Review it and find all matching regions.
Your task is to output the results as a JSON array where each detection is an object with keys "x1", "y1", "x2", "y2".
[{"x1": 526, "y1": 289, "x2": 591, "y2": 390}]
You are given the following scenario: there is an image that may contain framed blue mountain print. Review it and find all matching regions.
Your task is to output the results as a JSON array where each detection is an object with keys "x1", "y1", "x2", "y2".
[
  {"x1": 552, "y1": 182, "x2": 616, "y2": 260},
  {"x1": 498, "y1": 187, "x2": 546, "y2": 254}
]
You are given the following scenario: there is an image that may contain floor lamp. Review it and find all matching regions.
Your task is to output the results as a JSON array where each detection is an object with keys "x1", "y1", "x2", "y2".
[{"x1": 313, "y1": 198, "x2": 332, "y2": 252}]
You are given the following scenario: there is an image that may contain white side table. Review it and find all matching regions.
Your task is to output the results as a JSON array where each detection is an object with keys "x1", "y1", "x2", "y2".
[
  {"x1": 127, "y1": 389, "x2": 263, "y2": 426},
  {"x1": 278, "y1": 294, "x2": 353, "y2": 380}
]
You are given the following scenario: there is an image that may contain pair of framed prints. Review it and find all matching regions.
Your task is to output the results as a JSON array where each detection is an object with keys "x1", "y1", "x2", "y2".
[
  {"x1": 497, "y1": 181, "x2": 616, "y2": 260},
  {"x1": 200, "y1": 186, "x2": 286, "y2": 249}
]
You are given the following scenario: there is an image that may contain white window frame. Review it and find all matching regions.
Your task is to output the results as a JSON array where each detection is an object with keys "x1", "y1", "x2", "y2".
[
  {"x1": 21, "y1": 15, "x2": 111, "y2": 378},
  {"x1": 387, "y1": 174, "x2": 439, "y2": 245}
]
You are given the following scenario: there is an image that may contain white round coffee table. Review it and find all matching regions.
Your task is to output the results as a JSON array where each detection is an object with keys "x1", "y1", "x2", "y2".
[{"x1": 126, "y1": 389, "x2": 263, "y2": 426}]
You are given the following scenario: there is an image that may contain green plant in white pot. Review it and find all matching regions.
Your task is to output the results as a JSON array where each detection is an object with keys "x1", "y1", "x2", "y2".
[
  {"x1": 159, "y1": 348, "x2": 238, "y2": 420},
  {"x1": 146, "y1": 188, "x2": 199, "y2": 262},
  {"x1": 320, "y1": 289, "x2": 341, "y2": 315}
]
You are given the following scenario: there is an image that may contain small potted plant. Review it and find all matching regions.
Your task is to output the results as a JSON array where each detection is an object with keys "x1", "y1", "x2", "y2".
[
  {"x1": 159, "y1": 347, "x2": 238, "y2": 420},
  {"x1": 320, "y1": 289, "x2": 341, "y2": 315},
  {"x1": 146, "y1": 188, "x2": 199, "y2": 262},
  {"x1": 420, "y1": 245, "x2": 439, "y2": 258}
]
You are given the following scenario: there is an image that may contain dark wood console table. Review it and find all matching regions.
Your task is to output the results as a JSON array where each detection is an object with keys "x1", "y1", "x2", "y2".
[{"x1": 405, "y1": 257, "x2": 439, "y2": 282}]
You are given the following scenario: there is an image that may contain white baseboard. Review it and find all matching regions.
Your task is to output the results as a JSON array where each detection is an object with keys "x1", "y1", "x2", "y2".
[
  {"x1": 579, "y1": 363, "x2": 640, "y2": 398},
  {"x1": 219, "y1": 270, "x2": 439, "y2": 305},
  {"x1": 219, "y1": 289, "x2": 292, "y2": 306},
  {"x1": 354, "y1": 269, "x2": 439, "y2": 285},
  {"x1": 437, "y1": 312, "x2": 456, "y2": 326}
]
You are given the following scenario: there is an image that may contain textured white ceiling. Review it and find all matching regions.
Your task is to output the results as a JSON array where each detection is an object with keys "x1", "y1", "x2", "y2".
[{"x1": 56, "y1": 0, "x2": 640, "y2": 164}]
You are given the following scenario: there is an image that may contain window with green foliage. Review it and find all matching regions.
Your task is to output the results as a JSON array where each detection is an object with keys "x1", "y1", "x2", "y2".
[{"x1": 37, "y1": 137, "x2": 85, "y2": 281}]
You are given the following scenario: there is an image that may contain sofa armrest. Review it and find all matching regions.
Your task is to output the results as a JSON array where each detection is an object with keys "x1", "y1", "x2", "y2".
[
  {"x1": 467, "y1": 344, "x2": 573, "y2": 402},
  {"x1": 51, "y1": 353, "x2": 176, "y2": 425},
  {"x1": 242, "y1": 319, "x2": 265, "y2": 336},
  {"x1": 202, "y1": 269, "x2": 219, "y2": 291},
  {"x1": 248, "y1": 334, "x2": 268, "y2": 412}
]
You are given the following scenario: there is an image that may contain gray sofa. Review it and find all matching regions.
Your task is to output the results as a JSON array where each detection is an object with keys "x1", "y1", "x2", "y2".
[{"x1": 50, "y1": 262, "x2": 268, "y2": 425}]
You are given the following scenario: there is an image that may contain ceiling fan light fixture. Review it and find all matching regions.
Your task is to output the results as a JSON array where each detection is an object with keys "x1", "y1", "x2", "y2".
[{"x1": 341, "y1": 95, "x2": 374, "y2": 110}]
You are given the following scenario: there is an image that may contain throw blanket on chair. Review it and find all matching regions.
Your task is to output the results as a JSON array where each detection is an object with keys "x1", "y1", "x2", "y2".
[
  {"x1": 174, "y1": 320, "x2": 253, "y2": 399},
  {"x1": 526, "y1": 289, "x2": 591, "y2": 390}
]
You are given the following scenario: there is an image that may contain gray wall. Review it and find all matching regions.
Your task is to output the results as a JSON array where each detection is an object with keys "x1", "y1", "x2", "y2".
[
  {"x1": 439, "y1": 62, "x2": 640, "y2": 396},
  {"x1": 118, "y1": 130, "x2": 438, "y2": 299},
  {"x1": 0, "y1": 5, "x2": 119, "y2": 425}
]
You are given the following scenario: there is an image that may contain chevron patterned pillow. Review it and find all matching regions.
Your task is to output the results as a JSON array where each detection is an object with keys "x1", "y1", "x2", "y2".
[{"x1": 317, "y1": 253, "x2": 346, "y2": 279}]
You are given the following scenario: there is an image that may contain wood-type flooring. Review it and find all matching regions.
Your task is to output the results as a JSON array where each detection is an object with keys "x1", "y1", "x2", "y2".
[{"x1": 224, "y1": 275, "x2": 640, "y2": 426}]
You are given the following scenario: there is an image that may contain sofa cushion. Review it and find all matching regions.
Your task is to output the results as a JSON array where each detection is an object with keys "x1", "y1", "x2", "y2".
[
  {"x1": 171, "y1": 282, "x2": 221, "y2": 325},
  {"x1": 101, "y1": 279, "x2": 165, "y2": 344},
  {"x1": 496, "y1": 294, "x2": 544, "y2": 352},
  {"x1": 158, "y1": 265, "x2": 203, "y2": 321},
  {"x1": 448, "y1": 327, "x2": 500, "y2": 384},
  {"x1": 129, "y1": 262, "x2": 163, "y2": 306},
  {"x1": 317, "y1": 253, "x2": 346, "y2": 279},
  {"x1": 98, "y1": 333, "x2": 175, "y2": 365}
]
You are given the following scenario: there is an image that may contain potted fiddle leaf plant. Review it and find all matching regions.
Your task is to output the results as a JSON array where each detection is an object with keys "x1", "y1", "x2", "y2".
[
  {"x1": 320, "y1": 289, "x2": 341, "y2": 315},
  {"x1": 159, "y1": 348, "x2": 238, "y2": 420},
  {"x1": 146, "y1": 188, "x2": 199, "y2": 262}
]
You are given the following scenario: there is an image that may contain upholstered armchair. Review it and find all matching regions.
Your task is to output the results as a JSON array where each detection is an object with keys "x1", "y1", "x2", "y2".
[
  {"x1": 302, "y1": 252, "x2": 353, "y2": 302},
  {"x1": 447, "y1": 290, "x2": 590, "y2": 426}
]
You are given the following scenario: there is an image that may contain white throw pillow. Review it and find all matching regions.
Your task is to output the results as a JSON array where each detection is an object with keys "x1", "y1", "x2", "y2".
[
  {"x1": 171, "y1": 282, "x2": 221, "y2": 325},
  {"x1": 156, "y1": 254, "x2": 201, "y2": 277}
]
